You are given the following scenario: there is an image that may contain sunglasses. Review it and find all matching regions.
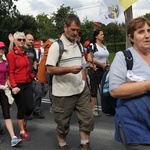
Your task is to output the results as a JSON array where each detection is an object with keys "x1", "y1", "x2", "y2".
[{"x1": 17, "y1": 38, "x2": 26, "y2": 42}]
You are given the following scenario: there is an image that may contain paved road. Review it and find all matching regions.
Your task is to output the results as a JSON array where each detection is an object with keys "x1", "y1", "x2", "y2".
[{"x1": 0, "y1": 97, "x2": 125, "y2": 150}]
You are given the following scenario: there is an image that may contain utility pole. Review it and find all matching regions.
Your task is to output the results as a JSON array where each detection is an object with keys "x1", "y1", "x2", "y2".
[{"x1": 124, "y1": 6, "x2": 133, "y2": 49}]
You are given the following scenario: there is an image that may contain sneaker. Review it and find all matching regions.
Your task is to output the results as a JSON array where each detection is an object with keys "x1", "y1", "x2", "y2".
[
  {"x1": 59, "y1": 145, "x2": 69, "y2": 150},
  {"x1": 79, "y1": 142, "x2": 91, "y2": 150},
  {"x1": 20, "y1": 131, "x2": 31, "y2": 141},
  {"x1": 93, "y1": 110, "x2": 101, "y2": 117},
  {"x1": 33, "y1": 112, "x2": 45, "y2": 119},
  {"x1": 11, "y1": 137, "x2": 22, "y2": 147}
]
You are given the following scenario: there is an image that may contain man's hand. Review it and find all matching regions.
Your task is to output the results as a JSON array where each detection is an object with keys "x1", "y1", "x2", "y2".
[{"x1": 70, "y1": 66, "x2": 82, "y2": 74}]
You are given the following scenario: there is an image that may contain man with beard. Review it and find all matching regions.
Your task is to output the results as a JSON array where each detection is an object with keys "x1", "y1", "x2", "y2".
[{"x1": 46, "y1": 14, "x2": 94, "y2": 150}]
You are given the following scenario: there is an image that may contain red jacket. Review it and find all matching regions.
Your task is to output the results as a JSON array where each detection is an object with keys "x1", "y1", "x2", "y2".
[{"x1": 7, "y1": 46, "x2": 34, "y2": 88}]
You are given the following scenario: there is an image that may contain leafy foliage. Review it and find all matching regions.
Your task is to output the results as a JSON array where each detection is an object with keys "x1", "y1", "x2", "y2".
[
  {"x1": 51, "y1": 4, "x2": 76, "y2": 35},
  {"x1": 0, "y1": 0, "x2": 150, "y2": 53},
  {"x1": 0, "y1": 14, "x2": 38, "y2": 46},
  {"x1": 35, "y1": 13, "x2": 57, "y2": 39},
  {"x1": 144, "y1": 13, "x2": 150, "y2": 20},
  {"x1": 80, "y1": 18, "x2": 94, "y2": 44},
  {"x1": 16, "y1": 14, "x2": 38, "y2": 36},
  {"x1": 0, "y1": 0, "x2": 19, "y2": 19}
]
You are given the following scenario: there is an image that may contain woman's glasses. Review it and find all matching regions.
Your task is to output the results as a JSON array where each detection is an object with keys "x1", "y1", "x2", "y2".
[{"x1": 17, "y1": 38, "x2": 26, "y2": 42}]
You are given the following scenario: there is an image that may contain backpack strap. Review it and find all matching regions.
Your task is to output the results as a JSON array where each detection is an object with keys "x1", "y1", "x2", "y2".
[
  {"x1": 87, "y1": 43, "x2": 98, "y2": 53},
  {"x1": 122, "y1": 49, "x2": 133, "y2": 70},
  {"x1": 76, "y1": 40, "x2": 84, "y2": 57},
  {"x1": 93, "y1": 43, "x2": 98, "y2": 53},
  {"x1": 56, "y1": 39, "x2": 84, "y2": 66},
  {"x1": 56, "y1": 39, "x2": 66, "y2": 66}
]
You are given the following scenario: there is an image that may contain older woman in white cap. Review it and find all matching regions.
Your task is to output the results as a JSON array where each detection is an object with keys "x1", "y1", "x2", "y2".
[{"x1": 0, "y1": 41, "x2": 22, "y2": 147}]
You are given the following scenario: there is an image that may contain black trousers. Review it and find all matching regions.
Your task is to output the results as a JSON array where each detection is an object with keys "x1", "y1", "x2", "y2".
[
  {"x1": 0, "y1": 91, "x2": 11, "y2": 119},
  {"x1": 88, "y1": 67, "x2": 104, "y2": 97},
  {"x1": 13, "y1": 82, "x2": 34, "y2": 119}
]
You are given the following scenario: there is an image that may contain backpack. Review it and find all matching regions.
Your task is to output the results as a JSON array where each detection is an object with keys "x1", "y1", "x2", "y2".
[
  {"x1": 101, "y1": 49, "x2": 133, "y2": 116},
  {"x1": 47, "y1": 39, "x2": 83, "y2": 85},
  {"x1": 83, "y1": 40, "x2": 97, "y2": 61}
]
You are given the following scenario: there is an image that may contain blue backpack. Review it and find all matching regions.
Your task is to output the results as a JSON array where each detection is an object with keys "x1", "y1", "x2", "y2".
[{"x1": 101, "y1": 50, "x2": 133, "y2": 116}]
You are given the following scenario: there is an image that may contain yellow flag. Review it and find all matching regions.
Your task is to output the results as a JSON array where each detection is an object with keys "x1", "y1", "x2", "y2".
[{"x1": 120, "y1": 0, "x2": 138, "y2": 10}]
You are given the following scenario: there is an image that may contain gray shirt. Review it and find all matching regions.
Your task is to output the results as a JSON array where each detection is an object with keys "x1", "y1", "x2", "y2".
[{"x1": 109, "y1": 47, "x2": 150, "y2": 91}]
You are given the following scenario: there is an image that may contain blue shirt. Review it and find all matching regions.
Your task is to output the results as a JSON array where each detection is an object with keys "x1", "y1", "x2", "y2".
[{"x1": 109, "y1": 47, "x2": 150, "y2": 144}]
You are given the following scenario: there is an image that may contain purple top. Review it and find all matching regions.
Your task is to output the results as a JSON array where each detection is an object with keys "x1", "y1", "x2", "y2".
[{"x1": 0, "y1": 60, "x2": 8, "y2": 85}]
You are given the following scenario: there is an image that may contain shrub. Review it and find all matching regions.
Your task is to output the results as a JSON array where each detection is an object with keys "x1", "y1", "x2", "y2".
[{"x1": 106, "y1": 42, "x2": 126, "y2": 53}]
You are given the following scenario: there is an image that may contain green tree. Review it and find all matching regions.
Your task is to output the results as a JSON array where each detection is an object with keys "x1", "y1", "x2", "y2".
[
  {"x1": 15, "y1": 14, "x2": 38, "y2": 36},
  {"x1": 100, "y1": 22, "x2": 126, "y2": 52},
  {"x1": 0, "y1": 14, "x2": 38, "y2": 46},
  {"x1": 144, "y1": 13, "x2": 150, "y2": 20},
  {"x1": 51, "y1": 4, "x2": 76, "y2": 36},
  {"x1": 35, "y1": 5, "x2": 95, "y2": 41},
  {"x1": 35, "y1": 13, "x2": 56, "y2": 39},
  {"x1": 0, "y1": 0, "x2": 20, "y2": 45},
  {"x1": 80, "y1": 18, "x2": 94, "y2": 44},
  {"x1": 0, "y1": 15, "x2": 20, "y2": 46},
  {"x1": 0, "y1": 0, "x2": 19, "y2": 19}
]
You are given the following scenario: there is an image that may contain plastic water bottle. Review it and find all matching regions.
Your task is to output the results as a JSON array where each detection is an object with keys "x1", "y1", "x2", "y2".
[{"x1": 103, "y1": 83, "x2": 109, "y2": 96}]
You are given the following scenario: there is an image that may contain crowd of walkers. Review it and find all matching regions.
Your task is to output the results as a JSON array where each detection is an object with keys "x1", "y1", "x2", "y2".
[
  {"x1": 0, "y1": 14, "x2": 108, "y2": 150},
  {"x1": 0, "y1": 14, "x2": 150, "y2": 150}
]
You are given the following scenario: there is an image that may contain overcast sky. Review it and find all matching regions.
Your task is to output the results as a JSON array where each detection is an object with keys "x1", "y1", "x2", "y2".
[{"x1": 14, "y1": 0, "x2": 150, "y2": 24}]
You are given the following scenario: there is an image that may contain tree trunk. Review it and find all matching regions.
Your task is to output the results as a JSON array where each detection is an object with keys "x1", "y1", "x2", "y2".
[{"x1": 124, "y1": 6, "x2": 133, "y2": 49}]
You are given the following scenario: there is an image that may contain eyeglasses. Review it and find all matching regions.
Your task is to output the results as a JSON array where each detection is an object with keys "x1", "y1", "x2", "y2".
[{"x1": 17, "y1": 38, "x2": 26, "y2": 42}]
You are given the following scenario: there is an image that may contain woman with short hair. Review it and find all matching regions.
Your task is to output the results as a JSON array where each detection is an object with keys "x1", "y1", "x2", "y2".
[
  {"x1": 109, "y1": 17, "x2": 150, "y2": 150},
  {"x1": 7, "y1": 31, "x2": 35, "y2": 141}
]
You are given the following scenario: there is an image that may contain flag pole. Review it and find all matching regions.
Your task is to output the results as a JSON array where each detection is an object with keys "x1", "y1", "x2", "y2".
[{"x1": 124, "y1": 6, "x2": 133, "y2": 49}]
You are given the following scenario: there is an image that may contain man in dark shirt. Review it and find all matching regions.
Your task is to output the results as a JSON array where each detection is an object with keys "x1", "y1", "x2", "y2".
[
  {"x1": 24, "y1": 34, "x2": 45, "y2": 119},
  {"x1": 23, "y1": 34, "x2": 37, "y2": 75}
]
